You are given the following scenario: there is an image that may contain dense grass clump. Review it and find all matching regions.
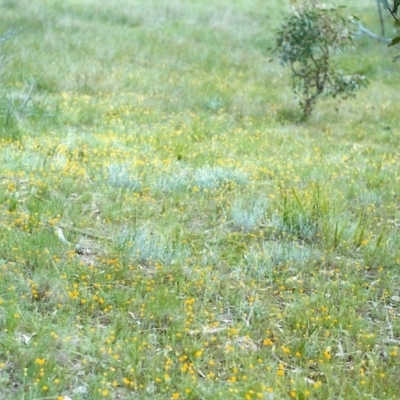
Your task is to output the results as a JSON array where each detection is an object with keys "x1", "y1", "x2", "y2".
[{"x1": 0, "y1": 0, "x2": 399, "y2": 399}]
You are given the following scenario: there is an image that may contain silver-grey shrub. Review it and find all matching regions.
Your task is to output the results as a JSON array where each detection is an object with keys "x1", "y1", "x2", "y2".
[
  {"x1": 122, "y1": 227, "x2": 188, "y2": 266},
  {"x1": 230, "y1": 198, "x2": 267, "y2": 231},
  {"x1": 192, "y1": 167, "x2": 248, "y2": 190},
  {"x1": 237, "y1": 242, "x2": 323, "y2": 280},
  {"x1": 107, "y1": 164, "x2": 141, "y2": 191},
  {"x1": 156, "y1": 170, "x2": 191, "y2": 193}
]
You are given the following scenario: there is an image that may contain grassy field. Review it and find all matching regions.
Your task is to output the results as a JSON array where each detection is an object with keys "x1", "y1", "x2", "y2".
[{"x1": 0, "y1": 0, "x2": 400, "y2": 399}]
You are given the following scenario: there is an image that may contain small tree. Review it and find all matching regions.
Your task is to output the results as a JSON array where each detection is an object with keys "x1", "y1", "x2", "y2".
[{"x1": 274, "y1": 3, "x2": 368, "y2": 119}]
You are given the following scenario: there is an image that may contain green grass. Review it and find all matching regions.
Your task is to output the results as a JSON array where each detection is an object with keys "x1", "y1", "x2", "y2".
[{"x1": 0, "y1": 0, "x2": 400, "y2": 399}]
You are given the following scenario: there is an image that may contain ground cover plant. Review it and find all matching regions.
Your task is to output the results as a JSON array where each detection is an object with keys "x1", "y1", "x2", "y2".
[{"x1": 0, "y1": 0, "x2": 399, "y2": 399}]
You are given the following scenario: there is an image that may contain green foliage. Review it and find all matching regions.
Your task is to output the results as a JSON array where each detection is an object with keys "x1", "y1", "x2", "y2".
[
  {"x1": 389, "y1": 36, "x2": 400, "y2": 46},
  {"x1": 384, "y1": 0, "x2": 400, "y2": 60},
  {"x1": 274, "y1": 4, "x2": 368, "y2": 119}
]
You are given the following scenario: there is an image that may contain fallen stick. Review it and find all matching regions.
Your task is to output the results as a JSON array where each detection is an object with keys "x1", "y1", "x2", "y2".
[
  {"x1": 355, "y1": 22, "x2": 392, "y2": 44},
  {"x1": 56, "y1": 222, "x2": 109, "y2": 242}
]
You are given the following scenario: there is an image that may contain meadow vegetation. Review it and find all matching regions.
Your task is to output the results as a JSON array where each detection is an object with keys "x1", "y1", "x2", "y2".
[{"x1": 0, "y1": 0, "x2": 399, "y2": 399}]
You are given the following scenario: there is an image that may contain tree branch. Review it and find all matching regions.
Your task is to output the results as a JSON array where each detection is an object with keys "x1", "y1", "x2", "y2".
[{"x1": 354, "y1": 21, "x2": 392, "y2": 43}]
